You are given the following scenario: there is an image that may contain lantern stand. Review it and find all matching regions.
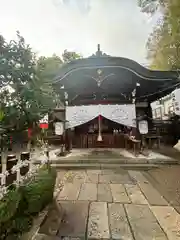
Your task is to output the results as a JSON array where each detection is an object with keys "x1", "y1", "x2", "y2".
[
  {"x1": 53, "y1": 108, "x2": 66, "y2": 157},
  {"x1": 58, "y1": 120, "x2": 67, "y2": 157},
  {"x1": 136, "y1": 115, "x2": 149, "y2": 154},
  {"x1": 0, "y1": 111, "x2": 6, "y2": 166},
  {"x1": 39, "y1": 114, "x2": 50, "y2": 169},
  {"x1": 52, "y1": 86, "x2": 69, "y2": 157}
]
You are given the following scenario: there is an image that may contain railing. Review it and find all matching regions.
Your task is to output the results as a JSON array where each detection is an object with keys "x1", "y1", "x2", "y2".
[{"x1": 0, "y1": 150, "x2": 48, "y2": 200}]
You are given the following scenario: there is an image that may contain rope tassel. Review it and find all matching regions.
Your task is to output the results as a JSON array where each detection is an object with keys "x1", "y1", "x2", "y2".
[{"x1": 97, "y1": 115, "x2": 102, "y2": 142}]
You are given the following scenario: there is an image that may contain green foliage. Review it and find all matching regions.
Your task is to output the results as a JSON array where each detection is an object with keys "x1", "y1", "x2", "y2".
[
  {"x1": 0, "y1": 31, "x2": 81, "y2": 141},
  {"x1": 37, "y1": 54, "x2": 63, "y2": 80},
  {"x1": 0, "y1": 32, "x2": 63, "y2": 133},
  {"x1": 0, "y1": 167, "x2": 57, "y2": 239},
  {"x1": 20, "y1": 167, "x2": 57, "y2": 215},
  {"x1": 0, "y1": 187, "x2": 21, "y2": 224},
  {"x1": 146, "y1": 0, "x2": 180, "y2": 70},
  {"x1": 0, "y1": 110, "x2": 5, "y2": 122},
  {"x1": 12, "y1": 216, "x2": 33, "y2": 233},
  {"x1": 62, "y1": 49, "x2": 82, "y2": 63},
  {"x1": 137, "y1": 0, "x2": 165, "y2": 14}
]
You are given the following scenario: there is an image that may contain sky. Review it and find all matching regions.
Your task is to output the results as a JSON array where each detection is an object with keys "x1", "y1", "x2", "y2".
[{"x1": 0, "y1": 0, "x2": 160, "y2": 64}]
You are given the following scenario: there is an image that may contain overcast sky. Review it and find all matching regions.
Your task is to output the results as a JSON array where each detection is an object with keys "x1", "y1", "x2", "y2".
[{"x1": 0, "y1": 0, "x2": 159, "y2": 64}]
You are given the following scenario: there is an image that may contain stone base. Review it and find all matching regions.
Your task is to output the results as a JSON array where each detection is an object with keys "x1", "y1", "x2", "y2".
[
  {"x1": 173, "y1": 140, "x2": 180, "y2": 151},
  {"x1": 21, "y1": 200, "x2": 64, "y2": 240},
  {"x1": 39, "y1": 199, "x2": 64, "y2": 236}
]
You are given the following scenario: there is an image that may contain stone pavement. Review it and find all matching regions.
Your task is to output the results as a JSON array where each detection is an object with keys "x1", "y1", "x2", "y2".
[
  {"x1": 144, "y1": 165, "x2": 180, "y2": 214},
  {"x1": 53, "y1": 169, "x2": 180, "y2": 240}
]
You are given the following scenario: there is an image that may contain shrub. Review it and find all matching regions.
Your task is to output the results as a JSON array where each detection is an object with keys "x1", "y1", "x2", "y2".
[
  {"x1": 0, "y1": 166, "x2": 57, "y2": 239},
  {"x1": 20, "y1": 167, "x2": 57, "y2": 215},
  {"x1": 0, "y1": 187, "x2": 21, "y2": 224}
]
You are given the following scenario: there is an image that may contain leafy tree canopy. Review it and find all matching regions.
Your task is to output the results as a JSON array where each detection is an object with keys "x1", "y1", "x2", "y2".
[
  {"x1": 0, "y1": 32, "x2": 62, "y2": 131},
  {"x1": 137, "y1": 0, "x2": 166, "y2": 14},
  {"x1": 0, "y1": 32, "x2": 82, "y2": 133},
  {"x1": 145, "y1": 0, "x2": 180, "y2": 70},
  {"x1": 62, "y1": 49, "x2": 82, "y2": 63}
]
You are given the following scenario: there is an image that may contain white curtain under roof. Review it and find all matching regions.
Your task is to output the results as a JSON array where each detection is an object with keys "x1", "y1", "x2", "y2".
[{"x1": 66, "y1": 104, "x2": 136, "y2": 129}]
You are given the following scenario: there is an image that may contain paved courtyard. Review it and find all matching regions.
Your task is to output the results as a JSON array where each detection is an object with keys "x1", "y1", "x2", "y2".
[{"x1": 54, "y1": 168, "x2": 180, "y2": 240}]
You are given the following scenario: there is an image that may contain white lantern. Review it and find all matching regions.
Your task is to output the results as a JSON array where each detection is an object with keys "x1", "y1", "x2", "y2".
[
  {"x1": 139, "y1": 120, "x2": 148, "y2": 134},
  {"x1": 55, "y1": 122, "x2": 64, "y2": 135}
]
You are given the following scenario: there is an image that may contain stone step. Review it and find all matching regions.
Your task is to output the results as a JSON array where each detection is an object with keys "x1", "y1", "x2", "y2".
[
  {"x1": 51, "y1": 163, "x2": 159, "y2": 170},
  {"x1": 48, "y1": 158, "x2": 179, "y2": 164},
  {"x1": 34, "y1": 158, "x2": 179, "y2": 167}
]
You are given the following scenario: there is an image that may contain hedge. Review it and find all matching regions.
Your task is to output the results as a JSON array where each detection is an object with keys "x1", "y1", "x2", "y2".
[{"x1": 0, "y1": 166, "x2": 57, "y2": 239}]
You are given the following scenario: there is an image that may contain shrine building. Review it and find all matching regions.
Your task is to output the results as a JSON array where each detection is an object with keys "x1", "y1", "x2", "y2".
[{"x1": 52, "y1": 45, "x2": 179, "y2": 149}]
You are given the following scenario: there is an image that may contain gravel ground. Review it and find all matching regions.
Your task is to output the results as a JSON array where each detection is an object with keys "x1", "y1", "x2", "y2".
[{"x1": 144, "y1": 165, "x2": 180, "y2": 214}]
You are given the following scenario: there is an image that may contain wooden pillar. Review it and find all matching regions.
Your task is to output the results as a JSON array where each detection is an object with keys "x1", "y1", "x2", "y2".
[
  {"x1": 146, "y1": 102, "x2": 153, "y2": 129},
  {"x1": 20, "y1": 152, "x2": 30, "y2": 176},
  {"x1": 65, "y1": 128, "x2": 72, "y2": 152},
  {"x1": 6, "y1": 155, "x2": 17, "y2": 186}
]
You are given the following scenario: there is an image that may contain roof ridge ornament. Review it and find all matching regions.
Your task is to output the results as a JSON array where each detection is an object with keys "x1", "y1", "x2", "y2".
[
  {"x1": 96, "y1": 44, "x2": 102, "y2": 57},
  {"x1": 89, "y1": 44, "x2": 109, "y2": 58}
]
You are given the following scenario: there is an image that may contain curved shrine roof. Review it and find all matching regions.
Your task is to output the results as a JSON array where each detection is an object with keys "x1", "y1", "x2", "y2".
[{"x1": 54, "y1": 45, "x2": 179, "y2": 103}]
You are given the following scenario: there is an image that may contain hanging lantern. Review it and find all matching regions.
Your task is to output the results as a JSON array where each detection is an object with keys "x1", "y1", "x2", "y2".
[
  {"x1": 97, "y1": 115, "x2": 102, "y2": 142},
  {"x1": 39, "y1": 114, "x2": 49, "y2": 129},
  {"x1": 55, "y1": 122, "x2": 64, "y2": 135}
]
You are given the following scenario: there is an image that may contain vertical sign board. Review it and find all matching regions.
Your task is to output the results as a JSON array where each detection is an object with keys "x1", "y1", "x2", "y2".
[{"x1": 172, "y1": 88, "x2": 180, "y2": 116}]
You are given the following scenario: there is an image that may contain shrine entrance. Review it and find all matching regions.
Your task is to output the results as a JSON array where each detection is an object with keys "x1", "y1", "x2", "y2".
[
  {"x1": 72, "y1": 116, "x2": 128, "y2": 148},
  {"x1": 66, "y1": 103, "x2": 137, "y2": 149}
]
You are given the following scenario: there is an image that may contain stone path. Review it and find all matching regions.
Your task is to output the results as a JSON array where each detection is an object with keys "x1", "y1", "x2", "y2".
[{"x1": 54, "y1": 169, "x2": 180, "y2": 240}]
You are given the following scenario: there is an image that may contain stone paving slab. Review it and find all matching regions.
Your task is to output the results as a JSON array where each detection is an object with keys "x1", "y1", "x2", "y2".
[
  {"x1": 34, "y1": 234, "x2": 61, "y2": 240},
  {"x1": 100, "y1": 169, "x2": 128, "y2": 175},
  {"x1": 57, "y1": 183, "x2": 81, "y2": 201},
  {"x1": 88, "y1": 202, "x2": 110, "y2": 239},
  {"x1": 129, "y1": 171, "x2": 168, "y2": 206},
  {"x1": 78, "y1": 183, "x2": 97, "y2": 201},
  {"x1": 108, "y1": 203, "x2": 133, "y2": 240},
  {"x1": 125, "y1": 204, "x2": 168, "y2": 240},
  {"x1": 98, "y1": 174, "x2": 112, "y2": 184},
  {"x1": 110, "y1": 184, "x2": 131, "y2": 203},
  {"x1": 97, "y1": 184, "x2": 113, "y2": 202},
  {"x1": 99, "y1": 173, "x2": 134, "y2": 184},
  {"x1": 66, "y1": 171, "x2": 87, "y2": 184},
  {"x1": 125, "y1": 184, "x2": 148, "y2": 205},
  {"x1": 86, "y1": 170, "x2": 102, "y2": 175},
  {"x1": 56, "y1": 170, "x2": 67, "y2": 181},
  {"x1": 85, "y1": 172, "x2": 99, "y2": 183},
  {"x1": 150, "y1": 205, "x2": 180, "y2": 240},
  {"x1": 58, "y1": 201, "x2": 89, "y2": 238},
  {"x1": 61, "y1": 238, "x2": 82, "y2": 240}
]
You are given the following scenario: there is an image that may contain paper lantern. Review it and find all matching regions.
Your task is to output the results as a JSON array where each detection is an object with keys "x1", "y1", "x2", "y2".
[
  {"x1": 55, "y1": 122, "x2": 64, "y2": 135},
  {"x1": 39, "y1": 123, "x2": 48, "y2": 129}
]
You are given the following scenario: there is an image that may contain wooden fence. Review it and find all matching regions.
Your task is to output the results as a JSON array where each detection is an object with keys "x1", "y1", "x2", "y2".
[{"x1": 0, "y1": 151, "x2": 47, "y2": 200}]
